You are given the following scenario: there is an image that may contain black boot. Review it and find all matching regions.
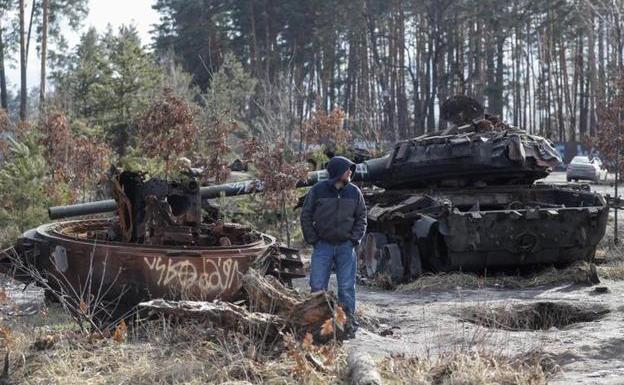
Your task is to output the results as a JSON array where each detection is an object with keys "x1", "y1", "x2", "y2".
[{"x1": 344, "y1": 312, "x2": 359, "y2": 339}]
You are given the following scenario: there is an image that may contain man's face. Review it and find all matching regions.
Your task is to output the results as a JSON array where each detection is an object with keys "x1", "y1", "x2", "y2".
[{"x1": 340, "y1": 169, "x2": 352, "y2": 183}]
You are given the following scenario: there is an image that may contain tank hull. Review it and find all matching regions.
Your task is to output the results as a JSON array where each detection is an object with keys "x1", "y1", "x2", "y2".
[{"x1": 360, "y1": 184, "x2": 608, "y2": 281}]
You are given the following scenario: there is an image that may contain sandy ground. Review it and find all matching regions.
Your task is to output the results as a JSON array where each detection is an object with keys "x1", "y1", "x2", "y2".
[{"x1": 344, "y1": 281, "x2": 624, "y2": 385}]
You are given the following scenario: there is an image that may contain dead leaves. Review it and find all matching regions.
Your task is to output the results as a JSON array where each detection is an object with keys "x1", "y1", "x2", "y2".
[
  {"x1": 283, "y1": 330, "x2": 340, "y2": 377},
  {"x1": 0, "y1": 327, "x2": 13, "y2": 349},
  {"x1": 320, "y1": 318, "x2": 334, "y2": 336},
  {"x1": 78, "y1": 299, "x2": 88, "y2": 315},
  {"x1": 302, "y1": 332, "x2": 314, "y2": 349},
  {"x1": 113, "y1": 320, "x2": 128, "y2": 343},
  {"x1": 335, "y1": 306, "x2": 347, "y2": 328},
  {"x1": 40, "y1": 112, "x2": 110, "y2": 192},
  {"x1": 33, "y1": 334, "x2": 58, "y2": 351},
  {"x1": 320, "y1": 305, "x2": 348, "y2": 337},
  {"x1": 302, "y1": 107, "x2": 349, "y2": 150},
  {"x1": 243, "y1": 138, "x2": 308, "y2": 209},
  {"x1": 137, "y1": 89, "x2": 198, "y2": 173},
  {"x1": 283, "y1": 304, "x2": 349, "y2": 377}
]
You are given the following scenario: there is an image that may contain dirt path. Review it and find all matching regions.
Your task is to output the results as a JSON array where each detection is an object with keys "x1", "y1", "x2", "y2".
[{"x1": 335, "y1": 279, "x2": 624, "y2": 385}]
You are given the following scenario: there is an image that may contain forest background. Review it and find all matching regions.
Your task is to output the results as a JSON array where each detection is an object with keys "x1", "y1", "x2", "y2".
[{"x1": 1, "y1": 0, "x2": 624, "y2": 245}]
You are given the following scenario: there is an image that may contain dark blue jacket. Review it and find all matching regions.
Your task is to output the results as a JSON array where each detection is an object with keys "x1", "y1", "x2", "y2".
[{"x1": 300, "y1": 156, "x2": 367, "y2": 245}]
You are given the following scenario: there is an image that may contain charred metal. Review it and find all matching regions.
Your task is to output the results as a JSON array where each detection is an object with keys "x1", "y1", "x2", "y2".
[{"x1": 10, "y1": 170, "x2": 305, "y2": 316}]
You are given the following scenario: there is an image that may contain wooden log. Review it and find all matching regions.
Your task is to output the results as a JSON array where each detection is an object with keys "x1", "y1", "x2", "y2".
[
  {"x1": 347, "y1": 351, "x2": 383, "y2": 385},
  {"x1": 139, "y1": 299, "x2": 285, "y2": 335},
  {"x1": 141, "y1": 270, "x2": 347, "y2": 341},
  {"x1": 242, "y1": 269, "x2": 341, "y2": 335},
  {"x1": 241, "y1": 268, "x2": 303, "y2": 314},
  {"x1": 289, "y1": 291, "x2": 336, "y2": 329}
]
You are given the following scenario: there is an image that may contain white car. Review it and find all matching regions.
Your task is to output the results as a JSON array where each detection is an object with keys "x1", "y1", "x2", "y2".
[{"x1": 566, "y1": 156, "x2": 608, "y2": 182}]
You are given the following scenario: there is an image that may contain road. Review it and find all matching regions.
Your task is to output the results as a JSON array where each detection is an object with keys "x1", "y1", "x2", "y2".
[{"x1": 539, "y1": 171, "x2": 622, "y2": 196}]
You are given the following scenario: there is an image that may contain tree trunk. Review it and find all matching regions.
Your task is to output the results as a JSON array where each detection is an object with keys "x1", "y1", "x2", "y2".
[
  {"x1": 588, "y1": 15, "x2": 597, "y2": 137},
  {"x1": 249, "y1": 0, "x2": 259, "y2": 76},
  {"x1": 0, "y1": 19, "x2": 7, "y2": 110},
  {"x1": 40, "y1": 0, "x2": 49, "y2": 111},
  {"x1": 19, "y1": 0, "x2": 27, "y2": 121}
]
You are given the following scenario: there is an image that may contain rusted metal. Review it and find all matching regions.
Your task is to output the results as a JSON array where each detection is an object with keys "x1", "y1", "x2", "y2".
[
  {"x1": 14, "y1": 219, "x2": 301, "y2": 306},
  {"x1": 12, "y1": 169, "x2": 305, "y2": 315}
]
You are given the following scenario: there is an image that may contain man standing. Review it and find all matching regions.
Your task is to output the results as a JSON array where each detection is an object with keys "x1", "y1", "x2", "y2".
[{"x1": 300, "y1": 156, "x2": 367, "y2": 334}]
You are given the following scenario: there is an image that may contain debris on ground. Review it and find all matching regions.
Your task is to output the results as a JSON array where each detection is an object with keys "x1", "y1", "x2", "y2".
[{"x1": 140, "y1": 268, "x2": 351, "y2": 342}]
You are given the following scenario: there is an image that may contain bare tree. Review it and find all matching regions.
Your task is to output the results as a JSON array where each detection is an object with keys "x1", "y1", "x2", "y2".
[
  {"x1": 19, "y1": 0, "x2": 26, "y2": 121},
  {"x1": 39, "y1": 0, "x2": 48, "y2": 110}
]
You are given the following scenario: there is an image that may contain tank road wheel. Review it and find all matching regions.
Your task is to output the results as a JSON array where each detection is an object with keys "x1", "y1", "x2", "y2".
[
  {"x1": 361, "y1": 232, "x2": 388, "y2": 277},
  {"x1": 382, "y1": 243, "x2": 404, "y2": 282}
]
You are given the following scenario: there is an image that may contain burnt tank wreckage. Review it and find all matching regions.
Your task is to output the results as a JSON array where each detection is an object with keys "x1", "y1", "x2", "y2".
[
  {"x1": 10, "y1": 95, "x2": 609, "y2": 304},
  {"x1": 11, "y1": 169, "x2": 305, "y2": 312},
  {"x1": 357, "y1": 96, "x2": 607, "y2": 281}
]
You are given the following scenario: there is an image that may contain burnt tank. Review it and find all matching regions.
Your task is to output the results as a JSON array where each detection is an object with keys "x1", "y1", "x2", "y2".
[
  {"x1": 356, "y1": 96, "x2": 607, "y2": 281},
  {"x1": 9, "y1": 169, "x2": 304, "y2": 316},
  {"x1": 32, "y1": 96, "x2": 610, "y2": 285}
]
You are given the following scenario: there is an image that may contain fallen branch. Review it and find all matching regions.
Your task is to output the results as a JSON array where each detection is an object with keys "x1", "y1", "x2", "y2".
[
  {"x1": 139, "y1": 299, "x2": 285, "y2": 336},
  {"x1": 141, "y1": 269, "x2": 347, "y2": 341},
  {"x1": 242, "y1": 269, "x2": 341, "y2": 335}
]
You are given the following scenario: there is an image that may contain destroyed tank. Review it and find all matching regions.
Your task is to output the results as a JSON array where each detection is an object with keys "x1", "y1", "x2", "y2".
[
  {"x1": 352, "y1": 96, "x2": 607, "y2": 281},
  {"x1": 22, "y1": 96, "x2": 609, "y2": 287},
  {"x1": 9, "y1": 169, "x2": 304, "y2": 316},
  {"x1": 355, "y1": 96, "x2": 607, "y2": 281}
]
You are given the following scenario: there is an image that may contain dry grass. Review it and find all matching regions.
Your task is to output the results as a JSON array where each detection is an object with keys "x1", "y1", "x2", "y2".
[
  {"x1": 595, "y1": 241, "x2": 624, "y2": 279},
  {"x1": 378, "y1": 349, "x2": 559, "y2": 385},
  {"x1": 597, "y1": 263, "x2": 624, "y2": 280},
  {"x1": 397, "y1": 262, "x2": 599, "y2": 292},
  {"x1": 6, "y1": 308, "x2": 347, "y2": 385}
]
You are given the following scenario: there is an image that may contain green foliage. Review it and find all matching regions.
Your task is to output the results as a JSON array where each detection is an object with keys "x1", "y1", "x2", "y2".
[
  {"x1": 201, "y1": 52, "x2": 256, "y2": 138},
  {"x1": 194, "y1": 53, "x2": 257, "y2": 182},
  {"x1": 52, "y1": 26, "x2": 163, "y2": 157},
  {"x1": 0, "y1": 135, "x2": 71, "y2": 237},
  {"x1": 117, "y1": 147, "x2": 167, "y2": 177},
  {"x1": 152, "y1": 0, "x2": 230, "y2": 91}
]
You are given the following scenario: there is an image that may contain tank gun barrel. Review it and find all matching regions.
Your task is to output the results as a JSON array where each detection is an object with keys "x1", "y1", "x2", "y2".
[
  {"x1": 48, "y1": 158, "x2": 387, "y2": 220},
  {"x1": 48, "y1": 199, "x2": 119, "y2": 219}
]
